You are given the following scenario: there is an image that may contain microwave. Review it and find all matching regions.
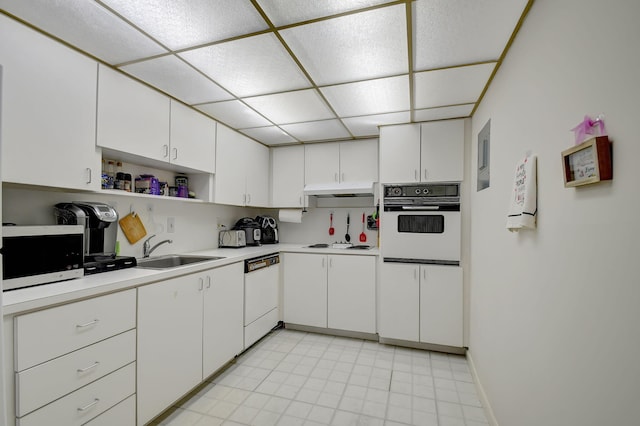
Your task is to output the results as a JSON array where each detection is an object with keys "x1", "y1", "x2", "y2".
[{"x1": 2, "y1": 225, "x2": 85, "y2": 291}]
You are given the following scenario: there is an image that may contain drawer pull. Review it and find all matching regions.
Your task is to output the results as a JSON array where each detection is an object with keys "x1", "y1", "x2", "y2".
[
  {"x1": 77, "y1": 398, "x2": 99, "y2": 412},
  {"x1": 76, "y1": 319, "x2": 100, "y2": 329},
  {"x1": 77, "y1": 361, "x2": 100, "y2": 373}
]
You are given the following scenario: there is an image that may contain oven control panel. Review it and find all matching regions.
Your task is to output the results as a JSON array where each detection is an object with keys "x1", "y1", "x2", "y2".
[{"x1": 384, "y1": 183, "x2": 459, "y2": 199}]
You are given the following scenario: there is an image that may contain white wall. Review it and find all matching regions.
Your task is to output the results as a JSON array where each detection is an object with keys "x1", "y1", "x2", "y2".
[{"x1": 468, "y1": 1, "x2": 640, "y2": 425}]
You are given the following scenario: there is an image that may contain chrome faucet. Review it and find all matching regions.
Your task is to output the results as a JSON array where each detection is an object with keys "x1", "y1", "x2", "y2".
[{"x1": 142, "y1": 234, "x2": 173, "y2": 258}]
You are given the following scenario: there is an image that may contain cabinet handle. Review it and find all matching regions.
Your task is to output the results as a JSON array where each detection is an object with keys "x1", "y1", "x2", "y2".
[
  {"x1": 414, "y1": 269, "x2": 418, "y2": 280},
  {"x1": 77, "y1": 398, "x2": 99, "y2": 412},
  {"x1": 76, "y1": 319, "x2": 99, "y2": 329},
  {"x1": 322, "y1": 258, "x2": 325, "y2": 268},
  {"x1": 329, "y1": 257, "x2": 333, "y2": 268},
  {"x1": 77, "y1": 361, "x2": 100, "y2": 373},
  {"x1": 247, "y1": 194, "x2": 251, "y2": 204},
  {"x1": 172, "y1": 147, "x2": 178, "y2": 160},
  {"x1": 424, "y1": 169, "x2": 427, "y2": 181},
  {"x1": 334, "y1": 172, "x2": 338, "y2": 182},
  {"x1": 341, "y1": 172, "x2": 345, "y2": 182},
  {"x1": 163, "y1": 144, "x2": 169, "y2": 158},
  {"x1": 206, "y1": 276, "x2": 211, "y2": 289},
  {"x1": 86, "y1": 168, "x2": 92, "y2": 184},
  {"x1": 423, "y1": 268, "x2": 427, "y2": 280},
  {"x1": 414, "y1": 169, "x2": 418, "y2": 181},
  {"x1": 199, "y1": 277, "x2": 204, "y2": 291},
  {"x1": 299, "y1": 196, "x2": 302, "y2": 206}
]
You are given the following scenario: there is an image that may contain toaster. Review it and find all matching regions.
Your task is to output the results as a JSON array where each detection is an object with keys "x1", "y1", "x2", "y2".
[{"x1": 218, "y1": 230, "x2": 246, "y2": 248}]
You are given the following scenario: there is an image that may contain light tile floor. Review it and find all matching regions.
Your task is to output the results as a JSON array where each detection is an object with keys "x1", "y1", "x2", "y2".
[{"x1": 153, "y1": 329, "x2": 489, "y2": 426}]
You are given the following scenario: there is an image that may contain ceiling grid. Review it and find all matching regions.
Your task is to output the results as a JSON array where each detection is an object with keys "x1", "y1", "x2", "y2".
[{"x1": 0, "y1": 0, "x2": 532, "y2": 146}]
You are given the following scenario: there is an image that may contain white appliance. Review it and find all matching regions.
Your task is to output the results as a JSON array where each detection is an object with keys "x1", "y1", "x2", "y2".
[
  {"x1": 1, "y1": 64, "x2": 8, "y2": 426},
  {"x1": 244, "y1": 253, "x2": 280, "y2": 348},
  {"x1": 381, "y1": 183, "x2": 461, "y2": 265}
]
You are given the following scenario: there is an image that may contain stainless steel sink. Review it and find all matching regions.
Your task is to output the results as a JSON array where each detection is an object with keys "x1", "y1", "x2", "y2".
[{"x1": 136, "y1": 255, "x2": 225, "y2": 269}]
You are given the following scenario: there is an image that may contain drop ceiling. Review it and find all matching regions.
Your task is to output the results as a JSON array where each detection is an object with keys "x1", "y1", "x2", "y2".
[{"x1": 0, "y1": 0, "x2": 531, "y2": 146}]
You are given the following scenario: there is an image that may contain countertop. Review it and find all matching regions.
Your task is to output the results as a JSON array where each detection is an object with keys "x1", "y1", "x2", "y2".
[{"x1": 2, "y1": 243, "x2": 379, "y2": 316}]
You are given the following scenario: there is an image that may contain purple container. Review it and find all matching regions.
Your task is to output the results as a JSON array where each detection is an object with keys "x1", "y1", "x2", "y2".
[
  {"x1": 177, "y1": 184, "x2": 188, "y2": 198},
  {"x1": 135, "y1": 175, "x2": 161, "y2": 195}
]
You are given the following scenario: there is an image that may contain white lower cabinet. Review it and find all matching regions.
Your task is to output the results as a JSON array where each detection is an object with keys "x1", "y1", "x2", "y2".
[
  {"x1": 283, "y1": 253, "x2": 376, "y2": 334},
  {"x1": 137, "y1": 262, "x2": 244, "y2": 425},
  {"x1": 380, "y1": 263, "x2": 463, "y2": 347},
  {"x1": 12, "y1": 290, "x2": 137, "y2": 426},
  {"x1": 83, "y1": 394, "x2": 136, "y2": 426}
]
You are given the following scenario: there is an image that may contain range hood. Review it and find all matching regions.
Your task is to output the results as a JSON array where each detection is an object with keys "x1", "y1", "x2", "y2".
[{"x1": 303, "y1": 181, "x2": 375, "y2": 198}]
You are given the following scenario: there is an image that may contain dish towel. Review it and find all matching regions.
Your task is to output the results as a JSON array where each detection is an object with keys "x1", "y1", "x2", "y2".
[{"x1": 507, "y1": 154, "x2": 537, "y2": 232}]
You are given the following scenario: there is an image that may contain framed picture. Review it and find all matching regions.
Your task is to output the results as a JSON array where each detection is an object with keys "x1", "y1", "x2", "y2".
[{"x1": 561, "y1": 136, "x2": 612, "y2": 187}]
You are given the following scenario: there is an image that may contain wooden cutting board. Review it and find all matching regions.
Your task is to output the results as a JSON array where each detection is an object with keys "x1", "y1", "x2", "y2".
[{"x1": 119, "y1": 212, "x2": 147, "y2": 244}]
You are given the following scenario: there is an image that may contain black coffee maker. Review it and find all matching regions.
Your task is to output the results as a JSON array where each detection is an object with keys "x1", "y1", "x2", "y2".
[
  {"x1": 255, "y1": 215, "x2": 279, "y2": 244},
  {"x1": 54, "y1": 202, "x2": 137, "y2": 274}
]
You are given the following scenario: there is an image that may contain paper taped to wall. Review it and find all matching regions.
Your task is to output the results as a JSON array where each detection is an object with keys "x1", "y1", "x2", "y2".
[
  {"x1": 279, "y1": 209, "x2": 303, "y2": 223},
  {"x1": 507, "y1": 154, "x2": 537, "y2": 232}
]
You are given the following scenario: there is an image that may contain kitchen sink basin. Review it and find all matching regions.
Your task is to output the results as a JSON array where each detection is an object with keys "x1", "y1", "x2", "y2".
[{"x1": 136, "y1": 255, "x2": 225, "y2": 269}]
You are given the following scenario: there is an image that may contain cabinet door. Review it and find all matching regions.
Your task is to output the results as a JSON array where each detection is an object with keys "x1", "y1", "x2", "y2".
[
  {"x1": 420, "y1": 265, "x2": 463, "y2": 347},
  {"x1": 0, "y1": 16, "x2": 101, "y2": 191},
  {"x1": 283, "y1": 253, "x2": 327, "y2": 328},
  {"x1": 378, "y1": 263, "x2": 419, "y2": 341},
  {"x1": 305, "y1": 143, "x2": 340, "y2": 185},
  {"x1": 339, "y1": 140, "x2": 379, "y2": 183},
  {"x1": 420, "y1": 120, "x2": 464, "y2": 182},
  {"x1": 97, "y1": 64, "x2": 170, "y2": 162},
  {"x1": 203, "y1": 263, "x2": 244, "y2": 378},
  {"x1": 214, "y1": 125, "x2": 247, "y2": 206},
  {"x1": 379, "y1": 124, "x2": 421, "y2": 183},
  {"x1": 170, "y1": 100, "x2": 216, "y2": 173},
  {"x1": 327, "y1": 255, "x2": 376, "y2": 334},
  {"x1": 137, "y1": 275, "x2": 203, "y2": 425},
  {"x1": 271, "y1": 146, "x2": 305, "y2": 208},
  {"x1": 245, "y1": 139, "x2": 270, "y2": 207}
]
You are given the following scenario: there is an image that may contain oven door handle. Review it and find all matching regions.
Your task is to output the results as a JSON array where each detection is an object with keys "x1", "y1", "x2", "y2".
[{"x1": 400, "y1": 206, "x2": 440, "y2": 211}]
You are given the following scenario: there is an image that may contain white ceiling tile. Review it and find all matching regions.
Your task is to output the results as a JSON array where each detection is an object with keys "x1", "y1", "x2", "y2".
[
  {"x1": 414, "y1": 63, "x2": 496, "y2": 109},
  {"x1": 120, "y1": 55, "x2": 233, "y2": 105},
  {"x1": 413, "y1": 0, "x2": 529, "y2": 70},
  {"x1": 240, "y1": 127, "x2": 298, "y2": 146},
  {"x1": 342, "y1": 111, "x2": 411, "y2": 137},
  {"x1": 280, "y1": 4, "x2": 408, "y2": 85},
  {"x1": 320, "y1": 75, "x2": 410, "y2": 117},
  {"x1": 414, "y1": 104, "x2": 475, "y2": 122},
  {"x1": 281, "y1": 120, "x2": 351, "y2": 142},
  {"x1": 257, "y1": 0, "x2": 394, "y2": 27},
  {"x1": 243, "y1": 90, "x2": 335, "y2": 125},
  {"x1": 196, "y1": 100, "x2": 272, "y2": 129},
  {"x1": 99, "y1": 0, "x2": 268, "y2": 50},
  {"x1": 179, "y1": 33, "x2": 311, "y2": 97},
  {"x1": 0, "y1": 0, "x2": 167, "y2": 64}
]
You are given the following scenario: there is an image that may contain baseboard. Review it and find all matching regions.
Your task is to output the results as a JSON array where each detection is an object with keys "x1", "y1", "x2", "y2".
[{"x1": 466, "y1": 349, "x2": 499, "y2": 426}]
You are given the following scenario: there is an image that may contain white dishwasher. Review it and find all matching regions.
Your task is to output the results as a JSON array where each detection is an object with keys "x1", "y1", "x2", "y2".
[{"x1": 244, "y1": 253, "x2": 280, "y2": 348}]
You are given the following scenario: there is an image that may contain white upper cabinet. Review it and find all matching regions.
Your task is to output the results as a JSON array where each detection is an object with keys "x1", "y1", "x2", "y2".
[
  {"x1": 421, "y1": 120, "x2": 464, "y2": 182},
  {"x1": 214, "y1": 125, "x2": 269, "y2": 207},
  {"x1": 0, "y1": 16, "x2": 101, "y2": 191},
  {"x1": 305, "y1": 140, "x2": 378, "y2": 185},
  {"x1": 97, "y1": 64, "x2": 170, "y2": 163},
  {"x1": 338, "y1": 139, "x2": 379, "y2": 183},
  {"x1": 305, "y1": 142, "x2": 340, "y2": 185},
  {"x1": 380, "y1": 120, "x2": 464, "y2": 183},
  {"x1": 170, "y1": 100, "x2": 216, "y2": 174},
  {"x1": 97, "y1": 66, "x2": 216, "y2": 173},
  {"x1": 271, "y1": 145, "x2": 305, "y2": 208},
  {"x1": 379, "y1": 124, "x2": 421, "y2": 183}
]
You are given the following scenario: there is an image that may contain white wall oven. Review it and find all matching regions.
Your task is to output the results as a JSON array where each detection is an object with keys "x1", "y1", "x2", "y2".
[{"x1": 381, "y1": 183, "x2": 461, "y2": 265}]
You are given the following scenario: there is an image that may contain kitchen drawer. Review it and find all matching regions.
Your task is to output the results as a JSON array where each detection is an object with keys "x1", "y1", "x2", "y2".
[
  {"x1": 14, "y1": 289, "x2": 136, "y2": 371},
  {"x1": 17, "y1": 362, "x2": 135, "y2": 426},
  {"x1": 15, "y1": 330, "x2": 136, "y2": 417},
  {"x1": 244, "y1": 307, "x2": 278, "y2": 349},
  {"x1": 83, "y1": 394, "x2": 135, "y2": 426}
]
